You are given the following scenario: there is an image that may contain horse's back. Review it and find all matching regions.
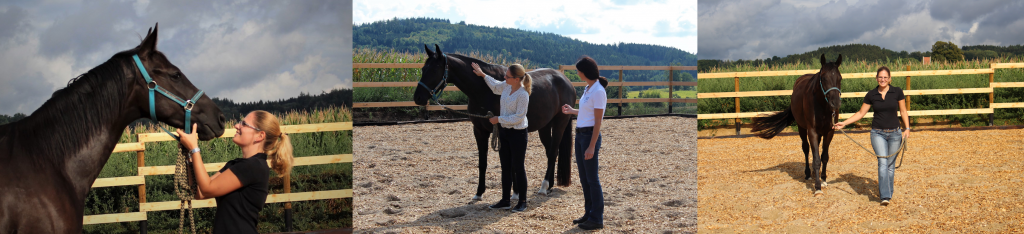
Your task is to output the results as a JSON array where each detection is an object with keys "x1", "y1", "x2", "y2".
[
  {"x1": 525, "y1": 68, "x2": 575, "y2": 131},
  {"x1": 790, "y1": 73, "x2": 818, "y2": 128}
]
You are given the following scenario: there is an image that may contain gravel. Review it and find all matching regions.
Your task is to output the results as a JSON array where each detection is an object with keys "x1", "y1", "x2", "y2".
[
  {"x1": 698, "y1": 128, "x2": 1024, "y2": 233},
  {"x1": 354, "y1": 116, "x2": 697, "y2": 233}
]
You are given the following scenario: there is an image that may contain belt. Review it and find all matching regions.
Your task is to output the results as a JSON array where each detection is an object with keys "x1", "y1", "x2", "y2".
[
  {"x1": 874, "y1": 128, "x2": 902, "y2": 133},
  {"x1": 576, "y1": 127, "x2": 594, "y2": 133}
]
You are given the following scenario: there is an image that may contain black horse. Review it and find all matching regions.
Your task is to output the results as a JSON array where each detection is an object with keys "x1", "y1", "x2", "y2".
[
  {"x1": 752, "y1": 54, "x2": 843, "y2": 196},
  {"x1": 0, "y1": 24, "x2": 225, "y2": 233},
  {"x1": 415, "y1": 45, "x2": 576, "y2": 200}
]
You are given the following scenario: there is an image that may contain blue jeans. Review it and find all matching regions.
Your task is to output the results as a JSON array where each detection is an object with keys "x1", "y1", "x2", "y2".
[
  {"x1": 870, "y1": 129, "x2": 902, "y2": 200},
  {"x1": 575, "y1": 130, "x2": 603, "y2": 224}
]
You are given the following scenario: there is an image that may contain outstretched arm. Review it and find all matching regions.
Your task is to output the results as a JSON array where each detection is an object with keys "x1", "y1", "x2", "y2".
[{"x1": 834, "y1": 103, "x2": 871, "y2": 129}]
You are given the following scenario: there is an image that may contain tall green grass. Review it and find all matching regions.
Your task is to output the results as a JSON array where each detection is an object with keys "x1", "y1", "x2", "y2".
[
  {"x1": 355, "y1": 49, "x2": 697, "y2": 118},
  {"x1": 83, "y1": 107, "x2": 352, "y2": 233},
  {"x1": 698, "y1": 57, "x2": 1024, "y2": 129}
]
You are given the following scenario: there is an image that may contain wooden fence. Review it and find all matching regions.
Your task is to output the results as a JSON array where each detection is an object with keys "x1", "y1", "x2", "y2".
[
  {"x1": 83, "y1": 122, "x2": 354, "y2": 233},
  {"x1": 697, "y1": 63, "x2": 1024, "y2": 134},
  {"x1": 353, "y1": 63, "x2": 698, "y2": 117}
]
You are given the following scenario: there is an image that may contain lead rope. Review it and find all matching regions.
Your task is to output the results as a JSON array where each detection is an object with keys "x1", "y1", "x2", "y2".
[
  {"x1": 832, "y1": 112, "x2": 909, "y2": 169},
  {"x1": 174, "y1": 146, "x2": 197, "y2": 234}
]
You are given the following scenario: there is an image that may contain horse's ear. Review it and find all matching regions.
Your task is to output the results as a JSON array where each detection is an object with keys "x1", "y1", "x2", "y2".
[
  {"x1": 434, "y1": 44, "x2": 443, "y2": 56},
  {"x1": 835, "y1": 54, "x2": 843, "y2": 67},
  {"x1": 425, "y1": 44, "x2": 435, "y2": 58},
  {"x1": 819, "y1": 54, "x2": 826, "y2": 66},
  {"x1": 139, "y1": 23, "x2": 159, "y2": 55}
]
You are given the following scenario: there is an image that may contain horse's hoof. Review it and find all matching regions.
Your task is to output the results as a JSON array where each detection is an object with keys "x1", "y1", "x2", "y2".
[
  {"x1": 471, "y1": 195, "x2": 482, "y2": 201},
  {"x1": 813, "y1": 190, "x2": 823, "y2": 197},
  {"x1": 821, "y1": 181, "x2": 828, "y2": 187},
  {"x1": 511, "y1": 193, "x2": 519, "y2": 201},
  {"x1": 537, "y1": 180, "x2": 550, "y2": 195}
]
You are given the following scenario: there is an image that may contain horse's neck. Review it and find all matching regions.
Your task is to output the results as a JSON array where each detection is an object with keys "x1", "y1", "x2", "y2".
[
  {"x1": 16, "y1": 70, "x2": 135, "y2": 198},
  {"x1": 449, "y1": 61, "x2": 503, "y2": 107}
]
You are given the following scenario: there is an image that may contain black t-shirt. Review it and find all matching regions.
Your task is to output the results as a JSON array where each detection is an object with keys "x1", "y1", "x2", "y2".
[
  {"x1": 863, "y1": 86, "x2": 906, "y2": 129},
  {"x1": 213, "y1": 153, "x2": 270, "y2": 234}
]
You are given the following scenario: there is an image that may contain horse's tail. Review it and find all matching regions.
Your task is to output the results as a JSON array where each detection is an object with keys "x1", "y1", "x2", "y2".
[
  {"x1": 751, "y1": 107, "x2": 795, "y2": 139},
  {"x1": 556, "y1": 117, "x2": 573, "y2": 187}
]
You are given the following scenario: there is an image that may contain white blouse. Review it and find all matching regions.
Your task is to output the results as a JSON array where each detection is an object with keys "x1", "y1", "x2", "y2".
[
  {"x1": 577, "y1": 83, "x2": 607, "y2": 127},
  {"x1": 483, "y1": 75, "x2": 529, "y2": 129}
]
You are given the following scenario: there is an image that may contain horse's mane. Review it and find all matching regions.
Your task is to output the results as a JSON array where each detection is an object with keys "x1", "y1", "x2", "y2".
[
  {"x1": 448, "y1": 53, "x2": 507, "y2": 77},
  {"x1": 14, "y1": 50, "x2": 138, "y2": 165}
]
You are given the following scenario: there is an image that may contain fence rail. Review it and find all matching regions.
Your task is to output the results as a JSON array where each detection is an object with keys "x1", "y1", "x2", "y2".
[
  {"x1": 354, "y1": 63, "x2": 698, "y2": 116},
  {"x1": 84, "y1": 122, "x2": 354, "y2": 232},
  {"x1": 697, "y1": 63, "x2": 1024, "y2": 134}
]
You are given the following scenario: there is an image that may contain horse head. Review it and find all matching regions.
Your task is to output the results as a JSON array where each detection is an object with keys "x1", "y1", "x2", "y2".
[
  {"x1": 414, "y1": 44, "x2": 451, "y2": 106},
  {"x1": 818, "y1": 54, "x2": 843, "y2": 112},
  {"x1": 128, "y1": 23, "x2": 226, "y2": 140}
]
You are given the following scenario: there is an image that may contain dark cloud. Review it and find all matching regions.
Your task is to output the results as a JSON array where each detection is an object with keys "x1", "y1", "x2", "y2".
[
  {"x1": 700, "y1": 0, "x2": 1023, "y2": 60},
  {"x1": 0, "y1": 0, "x2": 351, "y2": 115},
  {"x1": 0, "y1": 6, "x2": 29, "y2": 44}
]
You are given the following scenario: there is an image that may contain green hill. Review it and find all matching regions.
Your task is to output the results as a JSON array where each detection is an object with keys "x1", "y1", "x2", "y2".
[
  {"x1": 354, "y1": 17, "x2": 697, "y2": 73},
  {"x1": 699, "y1": 43, "x2": 1024, "y2": 72}
]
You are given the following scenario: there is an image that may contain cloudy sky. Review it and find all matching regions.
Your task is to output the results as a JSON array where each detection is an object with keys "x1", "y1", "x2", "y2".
[
  {"x1": 354, "y1": 0, "x2": 698, "y2": 54},
  {"x1": 0, "y1": 0, "x2": 351, "y2": 115},
  {"x1": 700, "y1": 0, "x2": 1024, "y2": 60}
]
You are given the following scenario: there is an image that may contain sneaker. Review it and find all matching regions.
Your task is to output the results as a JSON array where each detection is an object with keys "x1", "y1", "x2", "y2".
[
  {"x1": 511, "y1": 193, "x2": 519, "y2": 201},
  {"x1": 881, "y1": 199, "x2": 890, "y2": 206},
  {"x1": 578, "y1": 221, "x2": 604, "y2": 230},
  {"x1": 572, "y1": 216, "x2": 589, "y2": 224},
  {"x1": 488, "y1": 200, "x2": 511, "y2": 210},
  {"x1": 511, "y1": 201, "x2": 527, "y2": 212}
]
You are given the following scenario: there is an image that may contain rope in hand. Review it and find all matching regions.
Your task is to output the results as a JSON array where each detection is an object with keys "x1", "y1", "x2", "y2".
[
  {"x1": 832, "y1": 112, "x2": 909, "y2": 169},
  {"x1": 431, "y1": 99, "x2": 499, "y2": 151},
  {"x1": 174, "y1": 146, "x2": 197, "y2": 234}
]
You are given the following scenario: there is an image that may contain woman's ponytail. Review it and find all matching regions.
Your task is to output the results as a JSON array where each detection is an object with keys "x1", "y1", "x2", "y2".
[
  {"x1": 510, "y1": 64, "x2": 532, "y2": 95},
  {"x1": 523, "y1": 73, "x2": 533, "y2": 95},
  {"x1": 597, "y1": 76, "x2": 608, "y2": 88},
  {"x1": 253, "y1": 110, "x2": 295, "y2": 177}
]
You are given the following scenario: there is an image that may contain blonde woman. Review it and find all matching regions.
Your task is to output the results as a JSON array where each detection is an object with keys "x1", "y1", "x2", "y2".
[
  {"x1": 833, "y1": 66, "x2": 910, "y2": 206},
  {"x1": 178, "y1": 110, "x2": 295, "y2": 233},
  {"x1": 471, "y1": 62, "x2": 532, "y2": 212},
  {"x1": 561, "y1": 56, "x2": 609, "y2": 230}
]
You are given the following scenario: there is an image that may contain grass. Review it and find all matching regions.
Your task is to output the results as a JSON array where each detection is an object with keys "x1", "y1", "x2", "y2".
[
  {"x1": 83, "y1": 107, "x2": 352, "y2": 234},
  {"x1": 698, "y1": 57, "x2": 1024, "y2": 129}
]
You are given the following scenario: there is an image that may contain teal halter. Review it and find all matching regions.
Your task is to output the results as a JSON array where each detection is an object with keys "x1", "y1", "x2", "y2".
[
  {"x1": 819, "y1": 76, "x2": 842, "y2": 108},
  {"x1": 418, "y1": 52, "x2": 449, "y2": 102},
  {"x1": 132, "y1": 54, "x2": 204, "y2": 140}
]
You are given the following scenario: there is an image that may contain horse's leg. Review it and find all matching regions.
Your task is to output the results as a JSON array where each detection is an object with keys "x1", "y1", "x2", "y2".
[
  {"x1": 821, "y1": 131, "x2": 836, "y2": 185},
  {"x1": 538, "y1": 126, "x2": 555, "y2": 195},
  {"x1": 808, "y1": 131, "x2": 824, "y2": 196},
  {"x1": 472, "y1": 126, "x2": 490, "y2": 200},
  {"x1": 799, "y1": 127, "x2": 811, "y2": 180},
  {"x1": 555, "y1": 116, "x2": 573, "y2": 187}
]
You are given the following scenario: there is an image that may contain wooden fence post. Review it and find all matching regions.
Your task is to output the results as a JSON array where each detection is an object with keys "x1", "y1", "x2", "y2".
[
  {"x1": 668, "y1": 68, "x2": 674, "y2": 114},
  {"x1": 618, "y1": 69, "x2": 624, "y2": 116},
  {"x1": 735, "y1": 76, "x2": 741, "y2": 135},
  {"x1": 284, "y1": 174, "x2": 293, "y2": 232},
  {"x1": 137, "y1": 147, "x2": 147, "y2": 234},
  {"x1": 989, "y1": 66, "x2": 995, "y2": 126}
]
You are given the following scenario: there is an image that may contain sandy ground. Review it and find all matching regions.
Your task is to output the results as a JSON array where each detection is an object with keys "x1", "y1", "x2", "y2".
[
  {"x1": 354, "y1": 117, "x2": 697, "y2": 233},
  {"x1": 698, "y1": 128, "x2": 1024, "y2": 233}
]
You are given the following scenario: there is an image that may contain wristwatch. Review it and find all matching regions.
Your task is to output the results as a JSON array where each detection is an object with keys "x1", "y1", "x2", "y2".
[{"x1": 190, "y1": 147, "x2": 201, "y2": 155}]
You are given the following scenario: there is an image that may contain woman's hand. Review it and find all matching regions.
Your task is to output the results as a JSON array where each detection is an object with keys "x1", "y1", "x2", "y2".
[
  {"x1": 489, "y1": 116, "x2": 499, "y2": 124},
  {"x1": 561, "y1": 104, "x2": 575, "y2": 115},
  {"x1": 832, "y1": 121, "x2": 847, "y2": 130},
  {"x1": 902, "y1": 129, "x2": 910, "y2": 139},
  {"x1": 585, "y1": 146, "x2": 595, "y2": 160},
  {"x1": 471, "y1": 62, "x2": 485, "y2": 77},
  {"x1": 176, "y1": 123, "x2": 200, "y2": 151}
]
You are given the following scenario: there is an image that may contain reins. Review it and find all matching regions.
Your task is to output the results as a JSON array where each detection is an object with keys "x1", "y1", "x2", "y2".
[
  {"x1": 133, "y1": 54, "x2": 198, "y2": 234},
  {"x1": 421, "y1": 53, "x2": 499, "y2": 151}
]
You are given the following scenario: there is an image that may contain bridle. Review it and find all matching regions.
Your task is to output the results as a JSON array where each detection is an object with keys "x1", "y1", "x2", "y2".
[
  {"x1": 132, "y1": 54, "x2": 204, "y2": 140},
  {"x1": 418, "y1": 52, "x2": 449, "y2": 103},
  {"x1": 819, "y1": 74, "x2": 842, "y2": 110}
]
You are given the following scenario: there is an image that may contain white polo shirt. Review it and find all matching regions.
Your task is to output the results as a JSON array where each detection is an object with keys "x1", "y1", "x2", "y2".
[{"x1": 577, "y1": 83, "x2": 606, "y2": 127}]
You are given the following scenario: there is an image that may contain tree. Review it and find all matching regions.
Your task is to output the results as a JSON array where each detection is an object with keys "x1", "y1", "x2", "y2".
[{"x1": 931, "y1": 41, "x2": 963, "y2": 62}]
